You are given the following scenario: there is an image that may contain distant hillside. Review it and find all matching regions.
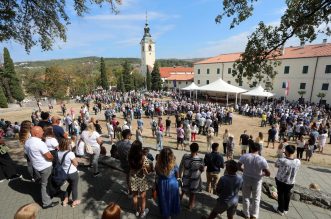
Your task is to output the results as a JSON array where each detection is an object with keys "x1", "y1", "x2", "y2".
[{"x1": 15, "y1": 57, "x2": 204, "y2": 70}]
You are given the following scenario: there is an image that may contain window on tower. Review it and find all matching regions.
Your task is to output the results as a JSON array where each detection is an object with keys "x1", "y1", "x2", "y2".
[
  {"x1": 148, "y1": 45, "x2": 152, "y2": 51},
  {"x1": 142, "y1": 45, "x2": 144, "y2": 51}
]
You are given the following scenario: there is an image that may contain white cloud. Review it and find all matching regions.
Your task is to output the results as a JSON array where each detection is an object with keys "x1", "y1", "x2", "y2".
[
  {"x1": 85, "y1": 11, "x2": 179, "y2": 21},
  {"x1": 115, "y1": 37, "x2": 141, "y2": 46},
  {"x1": 153, "y1": 24, "x2": 176, "y2": 39},
  {"x1": 197, "y1": 32, "x2": 250, "y2": 57}
]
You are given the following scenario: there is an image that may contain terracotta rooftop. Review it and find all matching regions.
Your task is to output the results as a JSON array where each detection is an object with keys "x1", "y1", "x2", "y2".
[
  {"x1": 164, "y1": 74, "x2": 194, "y2": 81},
  {"x1": 196, "y1": 43, "x2": 331, "y2": 64},
  {"x1": 159, "y1": 67, "x2": 194, "y2": 78}
]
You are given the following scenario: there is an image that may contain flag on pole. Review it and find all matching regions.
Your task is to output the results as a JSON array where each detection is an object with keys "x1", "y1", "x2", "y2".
[{"x1": 285, "y1": 80, "x2": 290, "y2": 96}]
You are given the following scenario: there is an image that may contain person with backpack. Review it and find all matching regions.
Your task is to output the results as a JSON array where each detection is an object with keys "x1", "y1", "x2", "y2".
[
  {"x1": 151, "y1": 118, "x2": 157, "y2": 138},
  {"x1": 57, "y1": 138, "x2": 80, "y2": 208}
]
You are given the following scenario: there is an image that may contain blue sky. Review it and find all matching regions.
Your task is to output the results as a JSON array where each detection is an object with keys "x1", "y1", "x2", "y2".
[{"x1": 2, "y1": 0, "x2": 330, "y2": 62}]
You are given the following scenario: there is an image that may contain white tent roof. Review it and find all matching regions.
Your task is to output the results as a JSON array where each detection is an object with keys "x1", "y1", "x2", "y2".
[
  {"x1": 197, "y1": 78, "x2": 247, "y2": 94},
  {"x1": 181, "y1": 82, "x2": 200, "y2": 91},
  {"x1": 242, "y1": 85, "x2": 274, "y2": 97}
]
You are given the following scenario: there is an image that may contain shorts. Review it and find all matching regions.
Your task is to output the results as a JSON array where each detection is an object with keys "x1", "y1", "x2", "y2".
[
  {"x1": 268, "y1": 137, "x2": 275, "y2": 142},
  {"x1": 213, "y1": 200, "x2": 237, "y2": 217},
  {"x1": 241, "y1": 144, "x2": 248, "y2": 151},
  {"x1": 177, "y1": 137, "x2": 184, "y2": 144}
]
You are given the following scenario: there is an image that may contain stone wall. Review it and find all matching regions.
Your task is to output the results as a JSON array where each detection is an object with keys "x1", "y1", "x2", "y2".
[{"x1": 263, "y1": 178, "x2": 331, "y2": 210}]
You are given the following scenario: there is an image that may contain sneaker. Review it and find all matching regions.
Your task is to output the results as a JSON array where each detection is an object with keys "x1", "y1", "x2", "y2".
[
  {"x1": 93, "y1": 172, "x2": 101, "y2": 177},
  {"x1": 273, "y1": 205, "x2": 284, "y2": 216},
  {"x1": 0, "y1": 179, "x2": 5, "y2": 183},
  {"x1": 140, "y1": 208, "x2": 149, "y2": 218},
  {"x1": 8, "y1": 174, "x2": 22, "y2": 181},
  {"x1": 135, "y1": 211, "x2": 140, "y2": 217},
  {"x1": 284, "y1": 211, "x2": 288, "y2": 215}
]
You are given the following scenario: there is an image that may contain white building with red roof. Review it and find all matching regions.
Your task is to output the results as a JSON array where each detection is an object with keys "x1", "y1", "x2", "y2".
[
  {"x1": 194, "y1": 40, "x2": 331, "y2": 104},
  {"x1": 160, "y1": 66, "x2": 194, "y2": 90}
]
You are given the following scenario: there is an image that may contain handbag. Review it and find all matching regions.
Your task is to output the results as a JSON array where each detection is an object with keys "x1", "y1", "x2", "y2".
[{"x1": 83, "y1": 138, "x2": 94, "y2": 155}]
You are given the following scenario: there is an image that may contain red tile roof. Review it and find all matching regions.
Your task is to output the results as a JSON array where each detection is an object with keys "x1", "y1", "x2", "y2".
[
  {"x1": 196, "y1": 43, "x2": 331, "y2": 64},
  {"x1": 159, "y1": 67, "x2": 194, "y2": 78},
  {"x1": 164, "y1": 74, "x2": 194, "y2": 81}
]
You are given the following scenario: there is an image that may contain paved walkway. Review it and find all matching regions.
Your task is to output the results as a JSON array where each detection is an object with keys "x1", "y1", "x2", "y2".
[{"x1": 1, "y1": 140, "x2": 331, "y2": 219}]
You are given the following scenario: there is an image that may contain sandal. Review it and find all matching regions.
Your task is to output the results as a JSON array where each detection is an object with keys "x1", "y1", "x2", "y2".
[{"x1": 71, "y1": 200, "x2": 81, "y2": 208}]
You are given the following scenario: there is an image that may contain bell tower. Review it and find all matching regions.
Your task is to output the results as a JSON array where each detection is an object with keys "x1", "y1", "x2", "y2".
[{"x1": 140, "y1": 12, "x2": 155, "y2": 77}]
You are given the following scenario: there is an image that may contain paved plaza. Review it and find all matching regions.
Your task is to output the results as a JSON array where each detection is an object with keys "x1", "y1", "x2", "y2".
[{"x1": 1, "y1": 140, "x2": 331, "y2": 219}]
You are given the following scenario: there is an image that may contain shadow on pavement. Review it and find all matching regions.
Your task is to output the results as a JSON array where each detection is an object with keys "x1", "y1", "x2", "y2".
[{"x1": 307, "y1": 166, "x2": 331, "y2": 174}]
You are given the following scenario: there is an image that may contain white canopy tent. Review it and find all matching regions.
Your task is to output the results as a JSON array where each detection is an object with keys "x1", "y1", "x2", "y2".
[
  {"x1": 181, "y1": 82, "x2": 199, "y2": 91},
  {"x1": 181, "y1": 82, "x2": 199, "y2": 99},
  {"x1": 242, "y1": 85, "x2": 274, "y2": 98},
  {"x1": 197, "y1": 78, "x2": 247, "y2": 105}
]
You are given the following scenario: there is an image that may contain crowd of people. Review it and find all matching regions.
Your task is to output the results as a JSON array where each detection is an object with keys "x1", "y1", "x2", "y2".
[{"x1": 1, "y1": 89, "x2": 331, "y2": 219}]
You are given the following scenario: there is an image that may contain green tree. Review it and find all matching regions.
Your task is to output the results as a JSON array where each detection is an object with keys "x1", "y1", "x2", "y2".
[
  {"x1": 122, "y1": 61, "x2": 133, "y2": 91},
  {"x1": 0, "y1": 0, "x2": 121, "y2": 52},
  {"x1": 146, "y1": 66, "x2": 151, "y2": 91},
  {"x1": 151, "y1": 62, "x2": 162, "y2": 91},
  {"x1": 132, "y1": 71, "x2": 145, "y2": 90},
  {"x1": 44, "y1": 66, "x2": 68, "y2": 99},
  {"x1": 24, "y1": 70, "x2": 45, "y2": 98},
  {"x1": 100, "y1": 57, "x2": 109, "y2": 90},
  {"x1": 317, "y1": 92, "x2": 326, "y2": 104},
  {"x1": 216, "y1": 0, "x2": 331, "y2": 88},
  {"x1": 2, "y1": 47, "x2": 25, "y2": 102},
  {"x1": 0, "y1": 87, "x2": 8, "y2": 108},
  {"x1": 298, "y1": 90, "x2": 306, "y2": 98},
  {"x1": 117, "y1": 73, "x2": 125, "y2": 92}
]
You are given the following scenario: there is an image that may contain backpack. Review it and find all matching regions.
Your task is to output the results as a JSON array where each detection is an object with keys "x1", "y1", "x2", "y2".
[
  {"x1": 152, "y1": 120, "x2": 157, "y2": 128},
  {"x1": 51, "y1": 151, "x2": 71, "y2": 187}
]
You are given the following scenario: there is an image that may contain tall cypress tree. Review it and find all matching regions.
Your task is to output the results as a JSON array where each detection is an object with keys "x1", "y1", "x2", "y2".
[
  {"x1": 0, "y1": 87, "x2": 8, "y2": 108},
  {"x1": 146, "y1": 66, "x2": 151, "y2": 91},
  {"x1": 100, "y1": 57, "x2": 109, "y2": 90},
  {"x1": 3, "y1": 48, "x2": 24, "y2": 102},
  {"x1": 117, "y1": 73, "x2": 125, "y2": 92},
  {"x1": 151, "y1": 62, "x2": 161, "y2": 91},
  {"x1": 122, "y1": 61, "x2": 133, "y2": 91}
]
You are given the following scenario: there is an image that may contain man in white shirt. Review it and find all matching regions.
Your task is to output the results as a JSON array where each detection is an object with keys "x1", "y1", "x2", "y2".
[
  {"x1": 238, "y1": 143, "x2": 270, "y2": 219},
  {"x1": 25, "y1": 126, "x2": 59, "y2": 209}
]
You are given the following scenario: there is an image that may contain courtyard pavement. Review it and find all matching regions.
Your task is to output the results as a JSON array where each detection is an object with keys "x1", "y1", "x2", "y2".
[{"x1": 1, "y1": 139, "x2": 331, "y2": 219}]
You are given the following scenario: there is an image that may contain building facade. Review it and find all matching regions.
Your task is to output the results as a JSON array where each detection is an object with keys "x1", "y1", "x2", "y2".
[
  {"x1": 160, "y1": 67, "x2": 194, "y2": 90},
  {"x1": 140, "y1": 20, "x2": 155, "y2": 77},
  {"x1": 194, "y1": 42, "x2": 331, "y2": 104}
]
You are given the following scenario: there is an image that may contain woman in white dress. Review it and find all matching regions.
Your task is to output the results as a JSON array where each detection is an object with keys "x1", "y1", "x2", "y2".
[
  {"x1": 81, "y1": 123, "x2": 103, "y2": 177},
  {"x1": 318, "y1": 129, "x2": 328, "y2": 153}
]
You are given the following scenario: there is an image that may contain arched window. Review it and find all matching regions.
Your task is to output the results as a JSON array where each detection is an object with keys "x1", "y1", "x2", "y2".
[{"x1": 148, "y1": 45, "x2": 152, "y2": 51}]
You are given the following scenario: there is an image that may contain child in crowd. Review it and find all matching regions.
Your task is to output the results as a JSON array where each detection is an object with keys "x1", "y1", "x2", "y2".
[
  {"x1": 277, "y1": 138, "x2": 288, "y2": 158},
  {"x1": 101, "y1": 202, "x2": 121, "y2": 219},
  {"x1": 115, "y1": 122, "x2": 122, "y2": 141},
  {"x1": 207, "y1": 127, "x2": 214, "y2": 152},
  {"x1": 226, "y1": 136, "x2": 234, "y2": 160},
  {"x1": 204, "y1": 160, "x2": 243, "y2": 219},
  {"x1": 95, "y1": 120, "x2": 102, "y2": 134},
  {"x1": 155, "y1": 126, "x2": 163, "y2": 151},
  {"x1": 106, "y1": 121, "x2": 114, "y2": 144},
  {"x1": 306, "y1": 138, "x2": 315, "y2": 162}
]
